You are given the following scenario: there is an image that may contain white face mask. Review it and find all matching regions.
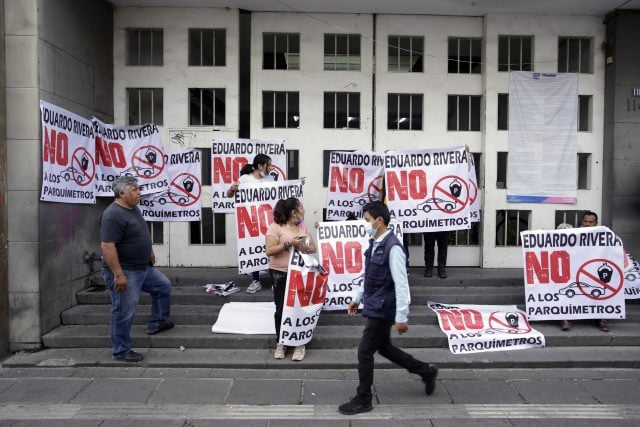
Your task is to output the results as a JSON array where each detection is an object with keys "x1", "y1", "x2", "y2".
[
  {"x1": 364, "y1": 221, "x2": 375, "y2": 237},
  {"x1": 259, "y1": 170, "x2": 267, "y2": 178}
]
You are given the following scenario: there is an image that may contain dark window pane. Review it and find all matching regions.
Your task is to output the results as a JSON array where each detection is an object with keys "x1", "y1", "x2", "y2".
[
  {"x1": 151, "y1": 222, "x2": 163, "y2": 244},
  {"x1": 152, "y1": 30, "x2": 163, "y2": 65},
  {"x1": 558, "y1": 38, "x2": 568, "y2": 72},
  {"x1": 470, "y1": 96, "x2": 481, "y2": 131},
  {"x1": 140, "y1": 89, "x2": 152, "y2": 123},
  {"x1": 287, "y1": 149, "x2": 299, "y2": 179},
  {"x1": 447, "y1": 95, "x2": 457, "y2": 131},
  {"x1": 189, "y1": 29, "x2": 201, "y2": 66},
  {"x1": 127, "y1": 30, "x2": 139, "y2": 65},
  {"x1": 459, "y1": 96, "x2": 470, "y2": 131},
  {"x1": 275, "y1": 92, "x2": 286, "y2": 127},
  {"x1": 215, "y1": 89, "x2": 225, "y2": 126},
  {"x1": 411, "y1": 37, "x2": 423, "y2": 72},
  {"x1": 498, "y1": 93, "x2": 508, "y2": 130},
  {"x1": 577, "y1": 152, "x2": 590, "y2": 189},
  {"x1": 471, "y1": 39, "x2": 482, "y2": 73},
  {"x1": 198, "y1": 147, "x2": 212, "y2": 185},
  {"x1": 324, "y1": 34, "x2": 334, "y2": 55},
  {"x1": 568, "y1": 38, "x2": 580, "y2": 72},
  {"x1": 202, "y1": 29, "x2": 214, "y2": 66},
  {"x1": 139, "y1": 30, "x2": 151, "y2": 65},
  {"x1": 202, "y1": 208, "x2": 214, "y2": 244},
  {"x1": 336, "y1": 34, "x2": 348, "y2": 55},
  {"x1": 189, "y1": 220, "x2": 201, "y2": 244},
  {"x1": 215, "y1": 29, "x2": 226, "y2": 66},
  {"x1": 263, "y1": 92, "x2": 274, "y2": 127},
  {"x1": 263, "y1": 34, "x2": 274, "y2": 69},
  {"x1": 289, "y1": 34, "x2": 300, "y2": 53},
  {"x1": 498, "y1": 36, "x2": 508, "y2": 71},
  {"x1": 459, "y1": 38, "x2": 470, "y2": 73},
  {"x1": 399, "y1": 95, "x2": 411, "y2": 130},
  {"x1": 509, "y1": 37, "x2": 521, "y2": 71},
  {"x1": 336, "y1": 92, "x2": 348, "y2": 128},
  {"x1": 214, "y1": 213, "x2": 226, "y2": 244},
  {"x1": 128, "y1": 89, "x2": 139, "y2": 125},
  {"x1": 579, "y1": 95, "x2": 590, "y2": 132},
  {"x1": 275, "y1": 34, "x2": 287, "y2": 69},
  {"x1": 349, "y1": 93, "x2": 360, "y2": 129},
  {"x1": 153, "y1": 89, "x2": 163, "y2": 125},
  {"x1": 506, "y1": 210, "x2": 519, "y2": 245},
  {"x1": 399, "y1": 37, "x2": 411, "y2": 72},
  {"x1": 349, "y1": 34, "x2": 360, "y2": 55},
  {"x1": 497, "y1": 151, "x2": 508, "y2": 188},
  {"x1": 388, "y1": 94, "x2": 397, "y2": 129},
  {"x1": 287, "y1": 92, "x2": 299, "y2": 128},
  {"x1": 189, "y1": 89, "x2": 201, "y2": 125},
  {"x1": 388, "y1": 37, "x2": 398, "y2": 70},
  {"x1": 202, "y1": 89, "x2": 214, "y2": 125},
  {"x1": 411, "y1": 95, "x2": 422, "y2": 130},
  {"x1": 448, "y1": 38, "x2": 458, "y2": 73},
  {"x1": 580, "y1": 38, "x2": 591, "y2": 73},
  {"x1": 324, "y1": 92, "x2": 334, "y2": 128},
  {"x1": 522, "y1": 37, "x2": 532, "y2": 71}
]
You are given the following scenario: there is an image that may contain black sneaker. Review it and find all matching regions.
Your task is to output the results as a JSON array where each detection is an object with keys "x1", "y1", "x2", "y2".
[
  {"x1": 421, "y1": 364, "x2": 439, "y2": 395},
  {"x1": 437, "y1": 268, "x2": 447, "y2": 279},
  {"x1": 338, "y1": 396, "x2": 373, "y2": 415},
  {"x1": 147, "y1": 320, "x2": 175, "y2": 335},
  {"x1": 112, "y1": 350, "x2": 144, "y2": 362},
  {"x1": 424, "y1": 268, "x2": 433, "y2": 277}
]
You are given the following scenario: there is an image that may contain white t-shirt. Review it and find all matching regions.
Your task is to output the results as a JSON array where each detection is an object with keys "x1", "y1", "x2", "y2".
[{"x1": 239, "y1": 173, "x2": 274, "y2": 184}]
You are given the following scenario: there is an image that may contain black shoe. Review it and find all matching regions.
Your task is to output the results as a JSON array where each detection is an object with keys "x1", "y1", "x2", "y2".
[
  {"x1": 112, "y1": 350, "x2": 144, "y2": 362},
  {"x1": 424, "y1": 268, "x2": 433, "y2": 277},
  {"x1": 420, "y1": 364, "x2": 438, "y2": 395},
  {"x1": 437, "y1": 268, "x2": 447, "y2": 279},
  {"x1": 147, "y1": 320, "x2": 175, "y2": 335},
  {"x1": 338, "y1": 396, "x2": 373, "y2": 415}
]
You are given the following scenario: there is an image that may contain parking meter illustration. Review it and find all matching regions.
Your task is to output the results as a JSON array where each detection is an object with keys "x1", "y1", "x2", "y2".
[
  {"x1": 269, "y1": 169, "x2": 280, "y2": 181},
  {"x1": 183, "y1": 176, "x2": 194, "y2": 193},
  {"x1": 597, "y1": 263, "x2": 613, "y2": 283},
  {"x1": 505, "y1": 312, "x2": 519, "y2": 328},
  {"x1": 81, "y1": 154, "x2": 89, "y2": 171},
  {"x1": 145, "y1": 148, "x2": 157, "y2": 164},
  {"x1": 449, "y1": 178, "x2": 462, "y2": 198}
]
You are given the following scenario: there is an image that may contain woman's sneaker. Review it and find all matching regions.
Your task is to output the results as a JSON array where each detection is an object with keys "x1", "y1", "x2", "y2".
[
  {"x1": 274, "y1": 343, "x2": 286, "y2": 359},
  {"x1": 246, "y1": 280, "x2": 261, "y2": 294},
  {"x1": 291, "y1": 345, "x2": 306, "y2": 361}
]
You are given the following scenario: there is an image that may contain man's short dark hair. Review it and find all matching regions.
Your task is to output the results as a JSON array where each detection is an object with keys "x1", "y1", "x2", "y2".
[
  {"x1": 583, "y1": 210, "x2": 598, "y2": 222},
  {"x1": 362, "y1": 201, "x2": 390, "y2": 225}
]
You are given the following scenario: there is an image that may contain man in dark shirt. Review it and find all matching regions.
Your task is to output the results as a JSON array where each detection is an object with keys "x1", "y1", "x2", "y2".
[{"x1": 101, "y1": 176, "x2": 173, "y2": 362}]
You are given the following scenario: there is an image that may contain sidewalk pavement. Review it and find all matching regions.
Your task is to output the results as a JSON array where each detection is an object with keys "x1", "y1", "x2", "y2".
[{"x1": 0, "y1": 366, "x2": 639, "y2": 425}]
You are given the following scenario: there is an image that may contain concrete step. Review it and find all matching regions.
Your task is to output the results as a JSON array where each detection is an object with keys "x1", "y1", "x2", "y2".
[{"x1": 42, "y1": 321, "x2": 640, "y2": 350}]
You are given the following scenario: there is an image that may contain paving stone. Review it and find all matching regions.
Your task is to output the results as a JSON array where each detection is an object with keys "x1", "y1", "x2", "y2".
[
  {"x1": 442, "y1": 379, "x2": 525, "y2": 404},
  {"x1": 301, "y1": 379, "x2": 357, "y2": 405},
  {"x1": 142, "y1": 368, "x2": 212, "y2": 378},
  {"x1": 226, "y1": 379, "x2": 302, "y2": 405},
  {"x1": 432, "y1": 420, "x2": 512, "y2": 427},
  {"x1": 509, "y1": 379, "x2": 599, "y2": 404},
  {"x1": 0, "y1": 379, "x2": 17, "y2": 395},
  {"x1": 509, "y1": 420, "x2": 638, "y2": 427},
  {"x1": 148, "y1": 378, "x2": 231, "y2": 404},
  {"x1": 9, "y1": 421, "x2": 102, "y2": 427},
  {"x1": 98, "y1": 420, "x2": 184, "y2": 427},
  {"x1": 0, "y1": 368, "x2": 77, "y2": 378},
  {"x1": 0, "y1": 378, "x2": 91, "y2": 403},
  {"x1": 73, "y1": 367, "x2": 146, "y2": 378},
  {"x1": 189, "y1": 421, "x2": 266, "y2": 427},
  {"x1": 269, "y1": 420, "x2": 348, "y2": 427},
  {"x1": 375, "y1": 379, "x2": 452, "y2": 404},
  {"x1": 70, "y1": 378, "x2": 160, "y2": 404},
  {"x1": 576, "y1": 379, "x2": 640, "y2": 404}
]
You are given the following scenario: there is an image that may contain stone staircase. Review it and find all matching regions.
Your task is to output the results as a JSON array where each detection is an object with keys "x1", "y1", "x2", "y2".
[{"x1": 38, "y1": 267, "x2": 640, "y2": 369}]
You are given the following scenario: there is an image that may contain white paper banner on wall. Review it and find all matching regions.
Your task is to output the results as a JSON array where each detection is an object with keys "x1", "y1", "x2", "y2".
[
  {"x1": 235, "y1": 180, "x2": 304, "y2": 274},
  {"x1": 92, "y1": 118, "x2": 169, "y2": 196},
  {"x1": 385, "y1": 147, "x2": 472, "y2": 233},
  {"x1": 623, "y1": 251, "x2": 640, "y2": 299},
  {"x1": 522, "y1": 226, "x2": 626, "y2": 320},
  {"x1": 507, "y1": 71, "x2": 578, "y2": 204},
  {"x1": 139, "y1": 149, "x2": 202, "y2": 222},
  {"x1": 211, "y1": 139, "x2": 287, "y2": 213},
  {"x1": 325, "y1": 151, "x2": 385, "y2": 220},
  {"x1": 317, "y1": 220, "x2": 369, "y2": 311},
  {"x1": 468, "y1": 154, "x2": 481, "y2": 223},
  {"x1": 40, "y1": 100, "x2": 96, "y2": 204},
  {"x1": 428, "y1": 301, "x2": 545, "y2": 355}
]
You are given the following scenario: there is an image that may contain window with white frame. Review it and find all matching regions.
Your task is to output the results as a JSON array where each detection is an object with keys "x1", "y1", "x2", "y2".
[
  {"x1": 558, "y1": 37, "x2": 592, "y2": 73},
  {"x1": 147, "y1": 222, "x2": 164, "y2": 244},
  {"x1": 448, "y1": 37, "x2": 482, "y2": 74},
  {"x1": 447, "y1": 95, "x2": 481, "y2": 131},
  {"x1": 189, "y1": 88, "x2": 225, "y2": 126},
  {"x1": 577, "y1": 153, "x2": 591, "y2": 190},
  {"x1": 263, "y1": 33, "x2": 300, "y2": 70},
  {"x1": 324, "y1": 34, "x2": 361, "y2": 71},
  {"x1": 126, "y1": 29, "x2": 163, "y2": 66},
  {"x1": 555, "y1": 210, "x2": 585, "y2": 229},
  {"x1": 262, "y1": 91, "x2": 300, "y2": 128},
  {"x1": 578, "y1": 95, "x2": 592, "y2": 132},
  {"x1": 127, "y1": 88, "x2": 163, "y2": 125},
  {"x1": 388, "y1": 36, "x2": 423, "y2": 72},
  {"x1": 388, "y1": 93, "x2": 423, "y2": 130},
  {"x1": 190, "y1": 208, "x2": 226, "y2": 244},
  {"x1": 189, "y1": 29, "x2": 226, "y2": 66},
  {"x1": 498, "y1": 35, "x2": 533, "y2": 72},
  {"x1": 324, "y1": 92, "x2": 360, "y2": 129},
  {"x1": 495, "y1": 210, "x2": 530, "y2": 246},
  {"x1": 286, "y1": 150, "x2": 299, "y2": 179}
]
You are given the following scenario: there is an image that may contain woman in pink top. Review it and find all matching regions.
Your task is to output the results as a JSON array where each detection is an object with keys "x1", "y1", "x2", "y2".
[{"x1": 265, "y1": 197, "x2": 317, "y2": 361}]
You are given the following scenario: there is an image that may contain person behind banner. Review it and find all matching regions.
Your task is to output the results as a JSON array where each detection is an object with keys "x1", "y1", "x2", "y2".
[
  {"x1": 100, "y1": 176, "x2": 173, "y2": 363},
  {"x1": 560, "y1": 210, "x2": 609, "y2": 333},
  {"x1": 265, "y1": 197, "x2": 317, "y2": 361},
  {"x1": 338, "y1": 201, "x2": 438, "y2": 416},
  {"x1": 227, "y1": 154, "x2": 274, "y2": 294}
]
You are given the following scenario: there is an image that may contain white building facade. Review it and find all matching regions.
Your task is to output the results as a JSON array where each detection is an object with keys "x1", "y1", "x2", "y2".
[{"x1": 114, "y1": 8, "x2": 605, "y2": 268}]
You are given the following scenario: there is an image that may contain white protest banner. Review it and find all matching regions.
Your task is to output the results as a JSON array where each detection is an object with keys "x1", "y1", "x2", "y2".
[
  {"x1": 623, "y1": 251, "x2": 640, "y2": 299},
  {"x1": 522, "y1": 226, "x2": 626, "y2": 321},
  {"x1": 40, "y1": 100, "x2": 96, "y2": 204},
  {"x1": 428, "y1": 301, "x2": 545, "y2": 355},
  {"x1": 280, "y1": 250, "x2": 328, "y2": 346},
  {"x1": 468, "y1": 154, "x2": 481, "y2": 223},
  {"x1": 507, "y1": 72, "x2": 577, "y2": 204},
  {"x1": 317, "y1": 220, "x2": 368, "y2": 311},
  {"x1": 139, "y1": 149, "x2": 202, "y2": 222},
  {"x1": 235, "y1": 180, "x2": 304, "y2": 274},
  {"x1": 385, "y1": 147, "x2": 471, "y2": 233},
  {"x1": 326, "y1": 151, "x2": 384, "y2": 220},
  {"x1": 211, "y1": 139, "x2": 287, "y2": 213},
  {"x1": 92, "y1": 118, "x2": 169, "y2": 196}
]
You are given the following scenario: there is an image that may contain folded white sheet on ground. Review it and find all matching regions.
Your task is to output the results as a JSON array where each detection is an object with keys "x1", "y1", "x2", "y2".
[{"x1": 211, "y1": 302, "x2": 276, "y2": 335}]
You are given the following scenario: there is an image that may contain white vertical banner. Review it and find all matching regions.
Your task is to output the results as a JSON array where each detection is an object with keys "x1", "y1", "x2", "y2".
[
  {"x1": 468, "y1": 154, "x2": 481, "y2": 222},
  {"x1": 624, "y1": 251, "x2": 640, "y2": 299},
  {"x1": 507, "y1": 72, "x2": 578, "y2": 203},
  {"x1": 139, "y1": 149, "x2": 202, "y2": 221},
  {"x1": 211, "y1": 139, "x2": 287, "y2": 213},
  {"x1": 40, "y1": 100, "x2": 96, "y2": 204},
  {"x1": 235, "y1": 180, "x2": 304, "y2": 274},
  {"x1": 325, "y1": 151, "x2": 385, "y2": 220},
  {"x1": 317, "y1": 220, "x2": 369, "y2": 311}
]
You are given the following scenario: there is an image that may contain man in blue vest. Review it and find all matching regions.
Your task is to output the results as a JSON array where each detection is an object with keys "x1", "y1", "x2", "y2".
[{"x1": 338, "y1": 201, "x2": 438, "y2": 415}]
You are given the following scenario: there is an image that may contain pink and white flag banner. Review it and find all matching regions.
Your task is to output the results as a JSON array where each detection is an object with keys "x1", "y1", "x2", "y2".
[
  {"x1": 40, "y1": 100, "x2": 96, "y2": 204},
  {"x1": 325, "y1": 151, "x2": 384, "y2": 220},
  {"x1": 280, "y1": 251, "x2": 328, "y2": 346},
  {"x1": 623, "y1": 251, "x2": 640, "y2": 299},
  {"x1": 384, "y1": 147, "x2": 472, "y2": 233},
  {"x1": 139, "y1": 149, "x2": 202, "y2": 222},
  {"x1": 92, "y1": 118, "x2": 169, "y2": 196},
  {"x1": 428, "y1": 301, "x2": 545, "y2": 355},
  {"x1": 235, "y1": 180, "x2": 304, "y2": 274},
  {"x1": 317, "y1": 220, "x2": 369, "y2": 311},
  {"x1": 522, "y1": 226, "x2": 626, "y2": 321},
  {"x1": 211, "y1": 139, "x2": 287, "y2": 213}
]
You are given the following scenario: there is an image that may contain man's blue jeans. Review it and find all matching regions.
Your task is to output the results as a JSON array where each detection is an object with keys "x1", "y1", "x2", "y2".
[{"x1": 102, "y1": 266, "x2": 171, "y2": 356}]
